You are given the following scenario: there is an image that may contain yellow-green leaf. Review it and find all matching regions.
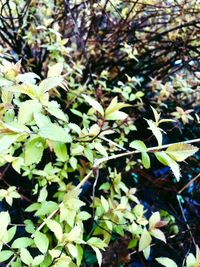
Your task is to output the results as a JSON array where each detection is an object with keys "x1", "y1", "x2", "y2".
[
  {"x1": 45, "y1": 219, "x2": 63, "y2": 241},
  {"x1": 166, "y1": 143, "x2": 199, "y2": 162},
  {"x1": 139, "y1": 229, "x2": 152, "y2": 251},
  {"x1": 142, "y1": 152, "x2": 150, "y2": 169},
  {"x1": 129, "y1": 140, "x2": 147, "y2": 152},
  {"x1": 34, "y1": 231, "x2": 49, "y2": 254},
  {"x1": 105, "y1": 110, "x2": 128, "y2": 121},
  {"x1": 105, "y1": 96, "x2": 131, "y2": 115},
  {"x1": 82, "y1": 94, "x2": 104, "y2": 116},
  {"x1": 155, "y1": 151, "x2": 181, "y2": 181}
]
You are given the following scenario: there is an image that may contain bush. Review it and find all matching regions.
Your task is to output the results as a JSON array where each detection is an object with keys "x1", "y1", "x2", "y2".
[{"x1": 0, "y1": 0, "x2": 199, "y2": 266}]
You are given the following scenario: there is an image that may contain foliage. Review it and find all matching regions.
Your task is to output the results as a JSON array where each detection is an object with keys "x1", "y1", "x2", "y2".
[{"x1": 0, "y1": 0, "x2": 199, "y2": 266}]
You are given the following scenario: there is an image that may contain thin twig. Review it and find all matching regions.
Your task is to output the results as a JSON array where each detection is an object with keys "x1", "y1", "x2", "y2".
[{"x1": 178, "y1": 173, "x2": 200, "y2": 194}]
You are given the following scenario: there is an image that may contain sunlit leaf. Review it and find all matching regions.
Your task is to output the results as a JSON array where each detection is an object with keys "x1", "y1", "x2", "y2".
[
  {"x1": 151, "y1": 229, "x2": 166, "y2": 243},
  {"x1": 129, "y1": 140, "x2": 147, "y2": 152},
  {"x1": 18, "y1": 100, "x2": 42, "y2": 124},
  {"x1": 53, "y1": 141, "x2": 68, "y2": 162},
  {"x1": 166, "y1": 143, "x2": 199, "y2": 162},
  {"x1": 0, "y1": 250, "x2": 13, "y2": 262},
  {"x1": 39, "y1": 77, "x2": 63, "y2": 94},
  {"x1": 48, "y1": 63, "x2": 63, "y2": 77},
  {"x1": 12, "y1": 237, "x2": 33, "y2": 249},
  {"x1": 139, "y1": 229, "x2": 152, "y2": 251},
  {"x1": 39, "y1": 123, "x2": 69, "y2": 143},
  {"x1": 20, "y1": 248, "x2": 33, "y2": 265},
  {"x1": 25, "y1": 136, "x2": 45, "y2": 165},
  {"x1": 34, "y1": 231, "x2": 49, "y2": 254},
  {"x1": 105, "y1": 96, "x2": 131, "y2": 115},
  {"x1": 45, "y1": 219, "x2": 63, "y2": 241},
  {"x1": 94, "y1": 142, "x2": 108, "y2": 157},
  {"x1": 82, "y1": 94, "x2": 104, "y2": 116},
  {"x1": 156, "y1": 257, "x2": 178, "y2": 267},
  {"x1": 105, "y1": 110, "x2": 128, "y2": 121}
]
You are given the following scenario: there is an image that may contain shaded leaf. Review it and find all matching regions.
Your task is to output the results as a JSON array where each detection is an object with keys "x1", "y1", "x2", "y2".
[{"x1": 155, "y1": 151, "x2": 181, "y2": 181}]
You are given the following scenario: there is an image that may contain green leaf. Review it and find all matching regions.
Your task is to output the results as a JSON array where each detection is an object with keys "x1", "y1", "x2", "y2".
[
  {"x1": 156, "y1": 257, "x2": 178, "y2": 267},
  {"x1": 35, "y1": 201, "x2": 58, "y2": 216},
  {"x1": 139, "y1": 229, "x2": 152, "y2": 251},
  {"x1": 25, "y1": 136, "x2": 45, "y2": 165},
  {"x1": 155, "y1": 151, "x2": 181, "y2": 181},
  {"x1": 145, "y1": 119, "x2": 163, "y2": 146},
  {"x1": 101, "y1": 196, "x2": 109, "y2": 213},
  {"x1": 45, "y1": 219, "x2": 63, "y2": 241},
  {"x1": 24, "y1": 219, "x2": 35, "y2": 234},
  {"x1": 82, "y1": 94, "x2": 104, "y2": 116},
  {"x1": 67, "y1": 243, "x2": 78, "y2": 258},
  {"x1": 34, "y1": 231, "x2": 49, "y2": 254},
  {"x1": 34, "y1": 112, "x2": 51, "y2": 128},
  {"x1": 69, "y1": 156, "x2": 78, "y2": 169},
  {"x1": 105, "y1": 110, "x2": 128, "y2": 121},
  {"x1": 39, "y1": 77, "x2": 63, "y2": 94},
  {"x1": 166, "y1": 143, "x2": 199, "y2": 162},
  {"x1": 39, "y1": 123, "x2": 69, "y2": 143},
  {"x1": 20, "y1": 248, "x2": 33, "y2": 265},
  {"x1": 53, "y1": 141, "x2": 68, "y2": 162},
  {"x1": 94, "y1": 142, "x2": 108, "y2": 157},
  {"x1": 129, "y1": 140, "x2": 147, "y2": 152},
  {"x1": 12, "y1": 237, "x2": 33, "y2": 249},
  {"x1": 47, "y1": 104, "x2": 68, "y2": 122},
  {"x1": 16, "y1": 72, "x2": 40, "y2": 84},
  {"x1": 0, "y1": 250, "x2": 14, "y2": 262},
  {"x1": 7, "y1": 226, "x2": 17, "y2": 243},
  {"x1": 18, "y1": 100, "x2": 42, "y2": 124},
  {"x1": 76, "y1": 244, "x2": 83, "y2": 267},
  {"x1": 38, "y1": 186, "x2": 48, "y2": 202},
  {"x1": 84, "y1": 147, "x2": 93, "y2": 162},
  {"x1": 32, "y1": 255, "x2": 45, "y2": 265},
  {"x1": 105, "y1": 96, "x2": 131, "y2": 115},
  {"x1": 87, "y1": 237, "x2": 107, "y2": 250},
  {"x1": 141, "y1": 152, "x2": 150, "y2": 169},
  {"x1": 186, "y1": 253, "x2": 196, "y2": 267}
]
